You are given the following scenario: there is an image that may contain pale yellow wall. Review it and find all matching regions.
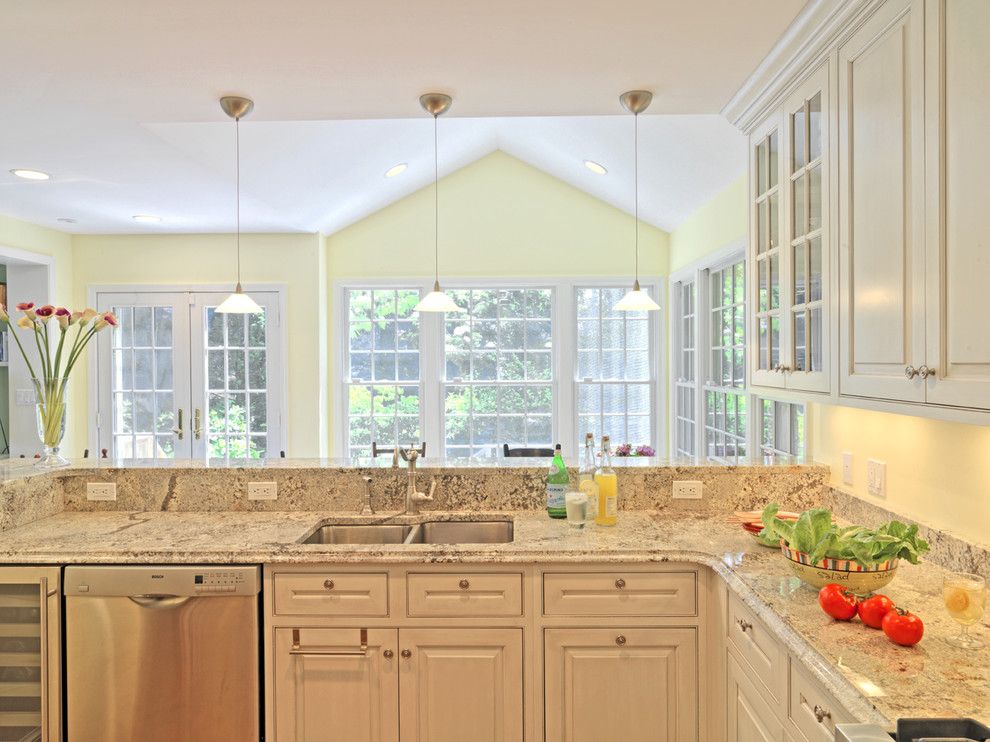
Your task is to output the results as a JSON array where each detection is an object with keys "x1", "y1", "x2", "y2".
[
  {"x1": 668, "y1": 175, "x2": 747, "y2": 272},
  {"x1": 326, "y1": 150, "x2": 671, "y2": 455},
  {"x1": 70, "y1": 233, "x2": 324, "y2": 457}
]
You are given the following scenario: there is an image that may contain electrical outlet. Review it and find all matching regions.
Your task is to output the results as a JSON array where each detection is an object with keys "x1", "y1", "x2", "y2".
[
  {"x1": 867, "y1": 460, "x2": 886, "y2": 498},
  {"x1": 248, "y1": 482, "x2": 277, "y2": 501},
  {"x1": 672, "y1": 480, "x2": 703, "y2": 500},
  {"x1": 87, "y1": 482, "x2": 116, "y2": 501},
  {"x1": 842, "y1": 452, "x2": 853, "y2": 486}
]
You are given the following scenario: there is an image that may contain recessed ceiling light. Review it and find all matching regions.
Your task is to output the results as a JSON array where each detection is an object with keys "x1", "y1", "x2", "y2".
[
  {"x1": 584, "y1": 160, "x2": 607, "y2": 175},
  {"x1": 10, "y1": 168, "x2": 50, "y2": 181},
  {"x1": 384, "y1": 163, "x2": 408, "y2": 178},
  {"x1": 132, "y1": 214, "x2": 162, "y2": 224}
]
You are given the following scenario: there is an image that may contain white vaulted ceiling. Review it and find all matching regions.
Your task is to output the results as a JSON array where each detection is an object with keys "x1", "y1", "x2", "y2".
[{"x1": 0, "y1": 0, "x2": 805, "y2": 234}]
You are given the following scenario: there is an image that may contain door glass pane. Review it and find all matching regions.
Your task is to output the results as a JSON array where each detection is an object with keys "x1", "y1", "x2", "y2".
[
  {"x1": 792, "y1": 173, "x2": 806, "y2": 237},
  {"x1": 809, "y1": 93, "x2": 822, "y2": 161},
  {"x1": 793, "y1": 310, "x2": 806, "y2": 371},
  {"x1": 110, "y1": 304, "x2": 177, "y2": 460},
  {"x1": 793, "y1": 241, "x2": 806, "y2": 305},
  {"x1": 204, "y1": 307, "x2": 268, "y2": 460},
  {"x1": 809, "y1": 237, "x2": 823, "y2": 302},
  {"x1": 792, "y1": 106, "x2": 806, "y2": 170},
  {"x1": 769, "y1": 253, "x2": 780, "y2": 309},
  {"x1": 809, "y1": 165, "x2": 822, "y2": 231},
  {"x1": 756, "y1": 140, "x2": 767, "y2": 195},
  {"x1": 768, "y1": 193, "x2": 779, "y2": 249},
  {"x1": 768, "y1": 132, "x2": 778, "y2": 188}
]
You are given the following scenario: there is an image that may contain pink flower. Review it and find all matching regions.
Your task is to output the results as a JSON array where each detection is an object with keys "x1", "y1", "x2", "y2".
[
  {"x1": 635, "y1": 445, "x2": 656, "y2": 457},
  {"x1": 34, "y1": 305, "x2": 55, "y2": 321},
  {"x1": 614, "y1": 443, "x2": 633, "y2": 457},
  {"x1": 94, "y1": 312, "x2": 119, "y2": 331},
  {"x1": 17, "y1": 302, "x2": 36, "y2": 319},
  {"x1": 55, "y1": 307, "x2": 71, "y2": 330}
]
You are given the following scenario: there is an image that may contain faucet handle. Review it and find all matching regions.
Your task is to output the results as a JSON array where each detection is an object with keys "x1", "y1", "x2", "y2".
[
  {"x1": 425, "y1": 477, "x2": 437, "y2": 500},
  {"x1": 360, "y1": 476, "x2": 375, "y2": 515}
]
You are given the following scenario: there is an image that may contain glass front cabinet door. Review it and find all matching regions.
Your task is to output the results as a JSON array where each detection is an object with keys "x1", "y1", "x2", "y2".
[{"x1": 749, "y1": 63, "x2": 830, "y2": 394}]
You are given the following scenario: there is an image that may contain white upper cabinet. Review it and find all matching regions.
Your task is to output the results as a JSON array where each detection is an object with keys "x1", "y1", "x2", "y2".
[
  {"x1": 923, "y1": 0, "x2": 990, "y2": 410},
  {"x1": 838, "y1": 0, "x2": 927, "y2": 403},
  {"x1": 749, "y1": 63, "x2": 829, "y2": 393}
]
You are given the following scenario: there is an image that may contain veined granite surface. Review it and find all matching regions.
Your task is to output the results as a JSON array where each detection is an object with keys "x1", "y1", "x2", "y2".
[{"x1": 0, "y1": 507, "x2": 986, "y2": 727}]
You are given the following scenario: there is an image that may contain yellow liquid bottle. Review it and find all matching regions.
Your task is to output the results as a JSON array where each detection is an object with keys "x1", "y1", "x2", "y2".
[{"x1": 594, "y1": 435, "x2": 618, "y2": 526}]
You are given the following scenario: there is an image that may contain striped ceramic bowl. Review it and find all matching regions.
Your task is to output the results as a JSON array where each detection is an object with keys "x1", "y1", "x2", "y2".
[{"x1": 780, "y1": 543, "x2": 898, "y2": 593}]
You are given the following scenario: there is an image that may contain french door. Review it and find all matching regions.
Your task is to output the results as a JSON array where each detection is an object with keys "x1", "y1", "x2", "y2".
[{"x1": 93, "y1": 290, "x2": 283, "y2": 460}]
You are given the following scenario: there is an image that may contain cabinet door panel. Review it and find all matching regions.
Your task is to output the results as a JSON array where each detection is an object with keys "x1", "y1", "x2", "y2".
[
  {"x1": 399, "y1": 628, "x2": 523, "y2": 742},
  {"x1": 924, "y1": 0, "x2": 990, "y2": 409},
  {"x1": 838, "y1": 0, "x2": 927, "y2": 402},
  {"x1": 727, "y1": 653, "x2": 784, "y2": 742},
  {"x1": 544, "y1": 627, "x2": 697, "y2": 742},
  {"x1": 272, "y1": 627, "x2": 398, "y2": 742}
]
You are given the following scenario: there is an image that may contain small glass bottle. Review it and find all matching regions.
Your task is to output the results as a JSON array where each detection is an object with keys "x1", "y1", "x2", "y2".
[
  {"x1": 545, "y1": 444, "x2": 569, "y2": 519},
  {"x1": 578, "y1": 433, "x2": 599, "y2": 523},
  {"x1": 594, "y1": 435, "x2": 618, "y2": 526}
]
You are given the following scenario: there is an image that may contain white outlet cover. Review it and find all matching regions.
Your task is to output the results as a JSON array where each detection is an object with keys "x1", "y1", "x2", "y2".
[
  {"x1": 842, "y1": 452, "x2": 853, "y2": 486},
  {"x1": 248, "y1": 482, "x2": 278, "y2": 500},
  {"x1": 672, "y1": 480, "x2": 703, "y2": 500},
  {"x1": 86, "y1": 482, "x2": 116, "y2": 501},
  {"x1": 867, "y1": 460, "x2": 886, "y2": 498}
]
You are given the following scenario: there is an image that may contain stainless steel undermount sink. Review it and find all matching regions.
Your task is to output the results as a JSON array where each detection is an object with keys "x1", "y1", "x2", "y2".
[
  {"x1": 300, "y1": 524, "x2": 414, "y2": 545},
  {"x1": 405, "y1": 520, "x2": 514, "y2": 545},
  {"x1": 297, "y1": 520, "x2": 514, "y2": 545}
]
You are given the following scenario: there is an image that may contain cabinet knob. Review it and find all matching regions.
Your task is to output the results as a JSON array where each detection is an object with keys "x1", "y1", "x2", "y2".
[
  {"x1": 383, "y1": 649, "x2": 394, "y2": 659},
  {"x1": 614, "y1": 578, "x2": 626, "y2": 589},
  {"x1": 905, "y1": 365, "x2": 919, "y2": 379},
  {"x1": 919, "y1": 365, "x2": 936, "y2": 380},
  {"x1": 459, "y1": 579, "x2": 470, "y2": 590},
  {"x1": 813, "y1": 704, "x2": 832, "y2": 724},
  {"x1": 400, "y1": 649, "x2": 412, "y2": 659},
  {"x1": 736, "y1": 618, "x2": 753, "y2": 633},
  {"x1": 323, "y1": 579, "x2": 335, "y2": 591},
  {"x1": 615, "y1": 635, "x2": 627, "y2": 646}
]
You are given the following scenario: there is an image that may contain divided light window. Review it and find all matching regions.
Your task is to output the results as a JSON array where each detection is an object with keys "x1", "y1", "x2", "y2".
[
  {"x1": 704, "y1": 260, "x2": 747, "y2": 462},
  {"x1": 443, "y1": 288, "x2": 553, "y2": 458},
  {"x1": 575, "y1": 287, "x2": 653, "y2": 452},
  {"x1": 344, "y1": 288, "x2": 422, "y2": 458},
  {"x1": 672, "y1": 280, "x2": 696, "y2": 458},
  {"x1": 758, "y1": 398, "x2": 806, "y2": 459}
]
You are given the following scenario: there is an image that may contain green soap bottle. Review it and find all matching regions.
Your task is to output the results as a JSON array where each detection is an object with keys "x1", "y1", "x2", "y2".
[{"x1": 546, "y1": 444, "x2": 569, "y2": 519}]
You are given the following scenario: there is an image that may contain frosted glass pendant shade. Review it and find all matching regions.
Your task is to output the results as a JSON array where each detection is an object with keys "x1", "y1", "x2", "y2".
[
  {"x1": 414, "y1": 281, "x2": 462, "y2": 313},
  {"x1": 216, "y1": 284, "x2": 262, "y2": 314},
  {"x1": 614, "y1": 281, "x2": 660, "y2": 312}
]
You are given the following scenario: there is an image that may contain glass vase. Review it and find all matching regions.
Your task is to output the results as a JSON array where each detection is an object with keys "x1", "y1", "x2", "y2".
[{"x1": 34, "y1": 378, "x2": 68, "y2": 468}]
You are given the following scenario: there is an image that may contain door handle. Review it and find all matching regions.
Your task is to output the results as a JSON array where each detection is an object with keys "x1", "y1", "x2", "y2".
[
  {"x1": 172, "y1": 408, "x2": 184, "y2": 440},
  {"x1": 193, "y1": 408, "x2": 202, "y2": 440},
  {"x1": 128, "y1": 595, "x2": 192, "y2": 610},
  {"x1": 290, "y1": 628, "x2": 368, "y2": 656}
]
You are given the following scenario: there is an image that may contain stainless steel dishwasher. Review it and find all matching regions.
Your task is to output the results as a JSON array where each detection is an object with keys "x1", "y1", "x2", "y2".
[{"x1": 64, "y1": 565, "x2": 261, "y2": 742}]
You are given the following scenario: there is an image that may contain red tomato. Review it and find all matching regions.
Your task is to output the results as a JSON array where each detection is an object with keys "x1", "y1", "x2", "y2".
[
  {"x1": 857, "y1": 594, "x2": 895, "y2": 629},
  {"x1": 818, "y1": 584, "x2": 859, "y2": 621},
  {"x1": 882, "y1": 608, "x2": 924, "y2": 646}
]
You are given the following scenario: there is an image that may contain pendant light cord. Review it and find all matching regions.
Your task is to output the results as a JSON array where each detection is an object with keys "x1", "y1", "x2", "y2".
[
  {"x1": 634, "y1": 111, "x2": 639, "y2": 284},
  {"x1": 433, "y1": 112, "x2": 439, "y2": 285},
  {"x1": 235, "y1": 115, "x2": 242, "y2": 288}
]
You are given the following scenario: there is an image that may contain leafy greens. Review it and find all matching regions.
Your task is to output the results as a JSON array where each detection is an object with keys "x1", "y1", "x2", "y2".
[{"x1": 758, "y1": 504, "x2": 929, "y2": 567}]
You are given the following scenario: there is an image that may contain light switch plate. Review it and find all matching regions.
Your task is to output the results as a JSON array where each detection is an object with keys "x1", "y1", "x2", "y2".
[
  {"x1": 842, "y1": 452, "x2": 853, "y2": 485},
  {"x1": 87, "y1": 482, "x2": 116, "y2": 501},
  {"x1": 248, "y1": 481, "x2": 277, "y2": 501},
  {"x1": 866, "y1": 460, "x2": 886, "y2": 498},
  {"x1": 672, "y1": 480, "x2": 703, "y2": 500}
]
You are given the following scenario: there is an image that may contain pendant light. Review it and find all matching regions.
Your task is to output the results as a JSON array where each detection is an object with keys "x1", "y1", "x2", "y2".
[
  {"x1": 414, "y1": 93, "x2": 462, "y2": 313},
  {"x1": 216, "y1": 95, "x2": 262, "y2": 314},
  {"x1": 614, "y1": 90, "x2": 661, "y2": 313}
]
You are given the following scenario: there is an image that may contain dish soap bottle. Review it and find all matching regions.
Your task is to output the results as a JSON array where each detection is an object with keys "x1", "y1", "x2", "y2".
[
  {"x1": 546, "y1": 444, "x2": 568, "y2": 519},
  {"x1": 578, "y1": 433, "x2": 599, "y2": 523},
  {"x1": 594, "y1": 435, "x2": 618, "y2": 526}
]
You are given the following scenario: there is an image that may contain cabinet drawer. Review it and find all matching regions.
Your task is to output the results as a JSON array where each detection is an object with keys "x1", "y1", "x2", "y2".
[
  {"x1": 543, "y1": 571, "x2": 696, "y2": 617},
  {"x1": 788, "y1": 658, "x2": 850, "y2": 742},
  {"x1": 406, "y1": 572, "x2": 523, "y2": 617},
  {"x1": 727, "y1": 592, "x2": 786, "y2": 704},
  {"x1": 273, "y1": 572, "x2": 389, "y2": 617}
]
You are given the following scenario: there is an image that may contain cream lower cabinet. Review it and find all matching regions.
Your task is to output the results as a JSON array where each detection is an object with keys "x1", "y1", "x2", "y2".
[
  {"x1": 544, "y1": 627, "x2": 698, "y2": 742},
  {"x1": 727, "y1": 653, "x2": 783, "y2": 742}
]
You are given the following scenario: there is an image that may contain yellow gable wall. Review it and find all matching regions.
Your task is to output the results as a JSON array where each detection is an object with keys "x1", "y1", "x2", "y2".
[{"x1": 669, "y1": 174, "x2": 990, "y2": 547}]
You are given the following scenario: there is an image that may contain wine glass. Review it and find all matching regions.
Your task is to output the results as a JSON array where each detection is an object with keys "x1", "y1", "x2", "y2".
[{"x1": 943, "y1": 571, "x2": 987, "y2": 648}]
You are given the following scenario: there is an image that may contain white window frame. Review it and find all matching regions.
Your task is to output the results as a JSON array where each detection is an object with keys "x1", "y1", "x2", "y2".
[
  {"x1": 86, "y1": 283, "x2": 289, "y2": 459},
  {"x1": 669, "y1": 240, "x2": 808, "y2": 463},
  {"x1": 333, "y1": 276, "x2": 664, "y2": 459}
]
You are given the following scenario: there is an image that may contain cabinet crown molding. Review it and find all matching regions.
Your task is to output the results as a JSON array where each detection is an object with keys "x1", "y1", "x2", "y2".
[{"x1": 722, "y1": 0, "x2": 881, "y2": 132}]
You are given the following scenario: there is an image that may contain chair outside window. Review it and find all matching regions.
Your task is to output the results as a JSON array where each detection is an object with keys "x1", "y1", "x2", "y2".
[{"x1": 502, "y1": 444, "x2": 555, "y2": 458}]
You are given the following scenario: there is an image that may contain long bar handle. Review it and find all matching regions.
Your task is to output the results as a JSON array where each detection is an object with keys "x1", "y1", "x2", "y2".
[
  {"x1": 193, "y1": 408, "x2": 202, "y2": 440},
  {"x1": 172, "y1": 408, "x2": 185, "y2": 440},
  {"x1": 290, "y1": 627, "x2": 368, "y2": 656},
  {"x1": 38, "y1": 577, "x2": 49, "y2": 742}
]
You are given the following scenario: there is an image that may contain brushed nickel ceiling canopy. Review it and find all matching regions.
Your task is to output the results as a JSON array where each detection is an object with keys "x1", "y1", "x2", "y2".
[
  {"x1": 419, "y1": 93, "x2": 452, "y2": 118},
  {"x1": 219, "y1": 95, "x2": 255, "y2": 121},
  {"x1": 619, "y1": 90, "x2": 653, "y2": 116}
]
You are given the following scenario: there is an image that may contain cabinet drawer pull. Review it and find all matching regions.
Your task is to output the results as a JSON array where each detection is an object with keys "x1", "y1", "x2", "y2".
[
  {"x1": 736, "y1": 618, "x2": 753, "y2": 633},
  {"x1": 614, "y1": 578, "x2": 626, "y2": 589},
  {"x1": 401, "y1": 649, "x2": 412, "y2": 659},
  {"x1": 919, "y1": 365, "x2": 936, "y2": 380},
  {"x1": 459, "y1": 579, "x2": 470, "y2": 590},
  {"x1": 323, "y1": 579, "x2": 335, "y2": 590},
  {"x1": 905, "y1": 365, "x2": 919, "y2": 379},
  {"x1": 615, "y1": 635, "x2": 626, "y2": 646},
  {"x1": 290, "y1": 627, "x2": 368, "y2": 656},
  {"x1": 383, "y1": 649, "x2": 394, "y2": 659},
  {"x1": 813, "y1": 704, "x2": 832, "y2": 724}
]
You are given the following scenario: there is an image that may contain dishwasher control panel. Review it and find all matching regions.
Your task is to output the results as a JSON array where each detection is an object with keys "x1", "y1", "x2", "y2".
[
  {"x1": 194, "y1": 570, "x2": 249, "y2": 593},
  {"x1": 63, "y1": 565, "x2": 261, "y2": 598}
]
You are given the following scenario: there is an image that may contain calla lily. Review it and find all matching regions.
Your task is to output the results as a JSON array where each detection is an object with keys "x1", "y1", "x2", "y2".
[
  {"x1": 94, "y1": 312, "x2": 119, "y2": 331},
  {"x1": 34, "y1": 305, "x2": 55, "y2": 321},
  {"x1": 17, "y1": 316, "x2": 35, "y2": 329},
  {"x1": 17, "y1": 302, "x2": 36, "y2": 319}
]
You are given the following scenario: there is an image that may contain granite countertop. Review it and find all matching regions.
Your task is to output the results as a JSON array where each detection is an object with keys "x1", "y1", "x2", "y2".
[{"x1": 0, "y1": 508, "x2": 985, "y2": 728}]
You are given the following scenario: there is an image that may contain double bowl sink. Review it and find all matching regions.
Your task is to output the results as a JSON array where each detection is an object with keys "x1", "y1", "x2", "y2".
[{"x1": 299, "y1": 520, "x2": 514, "y2": 546}]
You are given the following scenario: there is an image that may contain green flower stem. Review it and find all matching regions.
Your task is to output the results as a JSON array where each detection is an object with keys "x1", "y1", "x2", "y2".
[{"x1": 4, "y1": 320, "x2": 39, "y2": 381}]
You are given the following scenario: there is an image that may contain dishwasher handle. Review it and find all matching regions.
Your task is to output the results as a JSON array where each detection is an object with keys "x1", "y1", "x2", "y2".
[{"x1": 128, "y1": 595, "x2": 192, "y2": 609}]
